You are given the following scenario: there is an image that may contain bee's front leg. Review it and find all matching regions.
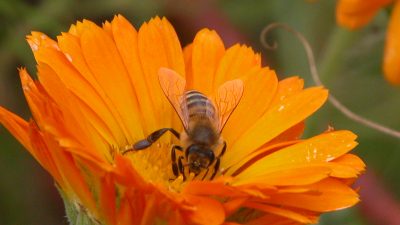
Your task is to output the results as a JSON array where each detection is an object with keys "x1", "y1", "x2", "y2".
[
  {"x1": 171, "y1": 145, "x2": 183, "y2": 177},
  {"x1": 178, "y1": 156, "x2": 186, "y2": 181},
  {"x1": 201, "y1": 168, "x2": 210, "y2": 180}
]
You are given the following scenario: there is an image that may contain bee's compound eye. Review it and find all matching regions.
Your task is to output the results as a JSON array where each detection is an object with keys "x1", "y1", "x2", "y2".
[{"x1": 206, "y1": 150, "x2": 215, "y2": 163}]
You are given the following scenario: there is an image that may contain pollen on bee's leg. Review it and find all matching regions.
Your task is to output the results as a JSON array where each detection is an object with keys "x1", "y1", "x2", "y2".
[
  {"x1": 168, "y1": 175, "x2": 186, "y2": 192},
  {"x1": 120, "y1": 144, "x2": 135, "y2": 155},
  {"x1": 187, "y1": 172, "x2": 196, "y2": 181}
]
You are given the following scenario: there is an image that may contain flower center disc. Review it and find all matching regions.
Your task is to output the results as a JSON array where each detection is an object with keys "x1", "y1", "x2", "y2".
[{"x1": 125, "y1": 143, "x2": 188, "y2": 192}]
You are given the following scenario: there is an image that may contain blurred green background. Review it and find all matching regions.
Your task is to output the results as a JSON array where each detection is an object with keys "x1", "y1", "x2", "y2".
[{"x1": 1, "y1": 0, "x2": 400, "y2": 224}]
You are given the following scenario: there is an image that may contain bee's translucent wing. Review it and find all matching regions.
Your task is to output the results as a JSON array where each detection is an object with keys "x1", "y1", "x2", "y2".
[
  {"x1": 214, "y1": 79, "x2": 244, "y2": 132},
  {"x1": 158, "y1": 68, "x2": 189, "y2": 130}
]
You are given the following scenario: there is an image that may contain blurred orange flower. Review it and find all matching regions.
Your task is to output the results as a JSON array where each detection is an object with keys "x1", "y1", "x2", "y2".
[
  {"x1": 337, "y1": 0, "x2": 400, "y2": 85},
  {"x1": 0, "y1": 15, "x2": 365, "y2": 224}
]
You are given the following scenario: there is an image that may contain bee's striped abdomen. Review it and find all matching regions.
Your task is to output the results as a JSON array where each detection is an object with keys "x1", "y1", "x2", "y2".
[{"x1": 185, "y1": 90, "x2": 215, "y2": 118}]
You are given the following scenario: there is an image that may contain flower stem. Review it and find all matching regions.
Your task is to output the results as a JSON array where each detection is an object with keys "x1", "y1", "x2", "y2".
[{"x1": 317, "y1": 27, "x2": 360, "y2": 84}]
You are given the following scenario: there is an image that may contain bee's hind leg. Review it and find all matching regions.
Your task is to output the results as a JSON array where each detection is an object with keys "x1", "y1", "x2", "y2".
[
  {"x1": 134, "y1": 128, "x2": 180, "y2": 150},
  {"x1": 123, "y1": 128, "x2": 180, "y2": 155},
  {"x1": 210, "y1": 141, "x2": 227, "y2": 180}
]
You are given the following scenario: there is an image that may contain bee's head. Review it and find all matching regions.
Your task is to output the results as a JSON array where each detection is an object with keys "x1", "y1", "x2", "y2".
[{"x1": 186, "y1": 145, "x2": 215, "y2": 175}]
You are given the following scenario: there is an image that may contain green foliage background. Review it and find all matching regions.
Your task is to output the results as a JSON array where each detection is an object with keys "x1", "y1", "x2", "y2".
[{"x1": 1, "y1": 0, "x2": 399, "y2": 224}]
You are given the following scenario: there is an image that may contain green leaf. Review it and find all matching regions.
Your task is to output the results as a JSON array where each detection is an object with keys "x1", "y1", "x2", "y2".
[{"x1": 58, "y1": 187, "x2": 101, "y2": 225}]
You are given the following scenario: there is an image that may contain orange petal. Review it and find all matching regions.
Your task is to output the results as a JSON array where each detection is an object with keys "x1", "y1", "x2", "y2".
[
  {"x1": 226, "y1": 140, "x2": 301, "y2": 176},
  {"x1": 19, "y1": 69, "x2": 107, "y2": 168},
  {"x1": 223, "y1": 198, "x2": 248, "y2": 217},
  {"x1": 277, "y1": 186, "x2": 314, "y2": 194},
  {"x1": 21, "y1": 70, "x2": 108, "y2": 204},
  {"x1": 139, "y1": 194, "x2": 158, "y2": 225},
  {"x1": 269, "y1": 76, "x2": 304, "y2": 106},
  {"x1": 229, "y1": 122, "x2": 305, "y2": 174},
  {"x1": 183, "y1": 44, "x2": 194, "y2": 87},
  {"x1": 328, "y1": 162, "x2": 362, "y2": 178},
  {"x1": 235, "y1": 130, "x2": 357, "y2": 179},
  {"x1": 43, "y1": 133, "x2": 98, "y2": 216},
  {"x1": 223, "y1": 87, "x2": 328, "y2": 169},
  {"x1": 329, "y1": 153, "x2": 366, "y2": 178},
  {"x1": 267, "y1": 178, "x2": 359, "y2": 212},
  {"x1": 183, "y1": 195, "x2": 225, "y2": 225},
  {"x1": 57, "y1": 32, "x2": 134, "y2": 145},
  {"x1": 383, "y1": 0, "x2": 400, "y2": 85},
  {"x1": 336, "y1": 0, "x2": 393, "y2": 29},
  {"x1": 267, "y1": 122, "x2": 305, "y2": 145},
  {"x1": 183, "y1": 180, "x2": 246, "y2": 198},
  {"x1": 19, "y1": 68, "x2": 59, "y2": 133},
  {"x1": 112, "y1": 155, "x2": 146, "y2": 187},
  {"x1": 234, "y1": 164, "x2": 331, "y2": 186},
  {"x1": 245, "y1": 214, "x2": 305, "y2": 225},
  {"x1": 28, "y1": 121, "x2": 65, "y2": 188},
  {"x1": 71, "y1": 19, "x2": 94, "y2": 37},
  {"x1": 222, "y1": 67, "x2": 278, "y2": 147},
  {"x1": 333, "y1": 153, "x2": 366, "y2": 172},
  {"x1": 117, "y1": 189, "x2": 137, "y2": 225},
  {"x1": 100, "y1": 174, "x2": 116, "y2": 225},
  {"x1": 0, "y1": 106, "x2": 32, "y2": 151},
  {"x1": 137, "y1": 17, "x2": 185, "y2": 134},
  {"x1": 102, "y1": 20, "x2": 113, "y2": 36},
  {"x1": 188, "y1": 28, "x2": 225, "y2": 96},
  {"x1": 167, "y1": 210, "x2": 186, "y2": 225},
  {"x1": 234, "y1": 183, "x2": 277, "y2": 199},
  {"x1": 110, "y1": 15, "x2": 156, "y2": 134},
  {"x1": 243, "y1": 202, "x2": 314, "y2": 224},
  {"x1": 29, "y1": 31, "x2": 124, "y2": 157},
  {"x1": 35, "y1": 63, "x2": 113, "y2": 160},
  {"x1": 0, "y1": 107, "x2": 67, "y2": 188},
  {"x1": 214, "y1": 44, "x2": 261, "y2": 87},
  {"x1": 80, "y1": 20, "x2": 143, "y2": 143},
  {"x1": 223, "y1": 222, "x2": 242, "y2": 225},
  {"x1": 27, "y1": 31, "x2": 59, "y2": 53}
]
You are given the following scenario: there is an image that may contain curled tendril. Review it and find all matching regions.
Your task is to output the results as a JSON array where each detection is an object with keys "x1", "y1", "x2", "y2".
[{"x1": 260, "y1": 23, "x2": 400, "y2": 139}]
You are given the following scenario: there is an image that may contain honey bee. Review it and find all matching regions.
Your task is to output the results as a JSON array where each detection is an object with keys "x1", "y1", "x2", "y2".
[{"x1": 128, "y1": 68, "x2": 243, "y2": 180}]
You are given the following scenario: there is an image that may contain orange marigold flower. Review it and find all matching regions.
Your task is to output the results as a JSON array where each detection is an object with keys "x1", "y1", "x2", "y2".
[
  {"x1": 336, "y1": 0, "x2": 400, "y2": 85},
  {"x1": 0, "y1": 15, "x2": 365, "y2": 225}
]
